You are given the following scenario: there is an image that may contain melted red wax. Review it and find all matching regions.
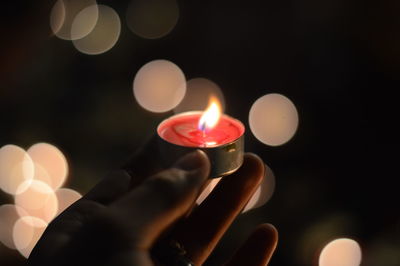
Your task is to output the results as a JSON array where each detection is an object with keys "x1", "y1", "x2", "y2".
[{"x1": 158, "y1": 112, "x2": 244, "y2": 147}]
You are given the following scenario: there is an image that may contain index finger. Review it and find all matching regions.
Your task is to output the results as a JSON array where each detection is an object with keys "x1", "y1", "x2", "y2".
[
  {"x1": 225, "y1": 224, "x2": 278, "y2": 266},
  {"x1": 111, "y1": 150, "x2": 210, "y2": 249},
  {"x1": 171, "y1": 153, "x2": 265, "y2": 264}
]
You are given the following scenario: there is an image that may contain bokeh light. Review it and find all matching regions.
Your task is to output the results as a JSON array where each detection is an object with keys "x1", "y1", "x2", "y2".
[
  {"x1": 70, "y1": 4, "x2": 99, "y2": 40},
  {"x1": 319, "y1": 238, "x2": 362, "y2": 266},
  {"x1": 27, "y1": 143, "x2": 68, "y2": 190},
  {"x1": 249, "y1": 93, "x2": 299, "y2": 146},
  {"x1": 242, "y1": 163, "x2": 276, "y2": 213},
  {"x1": 133, "y1": 60, "x2": 186, "y2": 112},
  {"x1": 13, "y1": 216, "x2": 47, "y2": 258},
  {"x1": 55, "y1": 188, "x2": 82, "y2": 215},
  {"x1": 51, "y1": 0, "x2": 98, "y2": 40},
  {"x1": 15, "y1": 180, "x2": 58, "y2": 223},
  {"x1": 49, "y1": 0, "x2": 66, "y2": 35},
  {"x1": 173, "y1": 78, "x2": 225, "y2": 114},
  {"x1": 72, "y1": 5, "x2": 121, "y2": 55},
  {"x1": 126, "y1": 0, "x2": 179, "y2": 39},
  {"x1": 0, "y1": 145, "x2": 34, "y2": 195},
  {"x1": 196, "y1": 177, "x2": 222, "y2": 205},
  {"x1": 296, "y1": 214, "x2": 356, "y2": 264},
  {"x1": 31, "y1": 163, "x2": 52, "y2": 188},
  {"x1": 0, "y1": 204, "x2": 28, "y2": 249}
]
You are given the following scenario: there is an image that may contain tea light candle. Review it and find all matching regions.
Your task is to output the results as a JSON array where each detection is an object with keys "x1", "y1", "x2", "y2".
[{"x1": 157, "y1": 97, "x2": 245, "y2": 178}]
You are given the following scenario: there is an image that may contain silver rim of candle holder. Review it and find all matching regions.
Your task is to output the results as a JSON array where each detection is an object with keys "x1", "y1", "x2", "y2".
[{"x1": 157, "y1": 133, "x2": 244, "y2": 178}]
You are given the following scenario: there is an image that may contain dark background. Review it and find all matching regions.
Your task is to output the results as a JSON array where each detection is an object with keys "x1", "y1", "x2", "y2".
[{"x1": 1, "y1": 0, "x2": 399, "y2": 265}]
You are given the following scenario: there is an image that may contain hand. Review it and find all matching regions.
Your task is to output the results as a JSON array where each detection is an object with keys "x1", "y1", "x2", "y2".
[{"x1": 27, "y1": 138, "x2": 278, "y2": 266}]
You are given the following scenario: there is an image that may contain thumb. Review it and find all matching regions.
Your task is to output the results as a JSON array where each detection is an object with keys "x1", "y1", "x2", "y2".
[{"x1": 111, "y1": 150, "x2": 210, "y2": 249}]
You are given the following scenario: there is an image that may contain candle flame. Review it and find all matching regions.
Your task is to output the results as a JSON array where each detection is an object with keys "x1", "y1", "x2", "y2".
[{"x1": 198, "y1": 97, "x2": 222, "y2": 132}]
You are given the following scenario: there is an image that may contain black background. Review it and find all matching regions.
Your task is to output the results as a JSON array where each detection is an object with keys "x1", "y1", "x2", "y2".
[{"x1": 1, "y1": 0, "x2": 399, "y2": 265}]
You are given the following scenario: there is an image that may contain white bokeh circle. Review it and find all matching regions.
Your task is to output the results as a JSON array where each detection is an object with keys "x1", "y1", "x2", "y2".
[
  {"x1": 319, "y1": 238, "x2": 362, "y2": 266},
  {"x1": 249, "y1": 93, "x2": 299, "y2": 146},
  {"x1": 133, "y1": 60, "x2": 186, "y2": 113}
]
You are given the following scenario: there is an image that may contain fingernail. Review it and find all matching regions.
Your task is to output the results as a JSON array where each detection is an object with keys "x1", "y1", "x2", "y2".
[{"x1": 174, "y1": 150, "x2": 209, "y2": 172}]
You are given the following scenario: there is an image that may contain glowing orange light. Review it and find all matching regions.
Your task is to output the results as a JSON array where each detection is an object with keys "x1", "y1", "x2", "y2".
[
  {"x1": 198, "y1": 97, "x2": 222, "y2": 132},
  {"x1": 13, "y1": 216, "x2": 47, "y2": 258},
  {"x1": 319, "y1": 238, "x2": 362, "y2": 266}
]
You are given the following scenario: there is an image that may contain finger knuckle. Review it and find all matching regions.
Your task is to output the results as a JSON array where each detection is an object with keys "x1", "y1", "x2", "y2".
[{"x1": 145, "y1": 168, "x2": 186, "y2": 204}]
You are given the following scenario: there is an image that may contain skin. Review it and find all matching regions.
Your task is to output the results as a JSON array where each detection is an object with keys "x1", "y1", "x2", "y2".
[{"x1": 27, "y1": 138, "x2": 278, "y2": 266}]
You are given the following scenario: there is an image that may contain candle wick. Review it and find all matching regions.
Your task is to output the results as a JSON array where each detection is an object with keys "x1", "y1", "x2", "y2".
[
  {"x1": 199, "y1": 122, "x2": 207, "y2": 146},
  {"x1": 202, "y1": 130, "x2": 207, "y2": 148},
  {"x1": 199, "y1": 121, "x2": 206, "y2": 132},
  {"x1": 198, "y1": 120, "x2": 208, "y2": 147}
]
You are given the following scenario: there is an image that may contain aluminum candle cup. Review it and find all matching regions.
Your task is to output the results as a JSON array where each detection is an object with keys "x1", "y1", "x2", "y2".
[{"x1": 157, "y1": 111, "x2": 245, "y2": 178}]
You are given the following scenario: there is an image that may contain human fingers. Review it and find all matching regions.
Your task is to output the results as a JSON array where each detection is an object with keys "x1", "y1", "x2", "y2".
[
  {"x1": 30, "y1": 169, "x2": 133, "y2": 262},
  {"x1": 30, "y1": 149, "x2": 209, "y2": 266},
  {"x1": 172, "y1": 153, "x2": 265, "y2": 265},
  {"x1": 83, "y1": 135, "x2": 166, "y2": 205},
  {"x1": 82, "y1": 170, "x2": 132, "y2": 204},
  {"x1": 122, "y1": 135, "x2": 165, "y2": 185},
  {"x1": 225, "y1": 224, "x2": 278, "y2": 266},
  {"x1": 111, "y1": 150, "x2": 210, "y2": 249},
  {"x1": 28, "y1": 200, "x2": 106, "y2": 265}
]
